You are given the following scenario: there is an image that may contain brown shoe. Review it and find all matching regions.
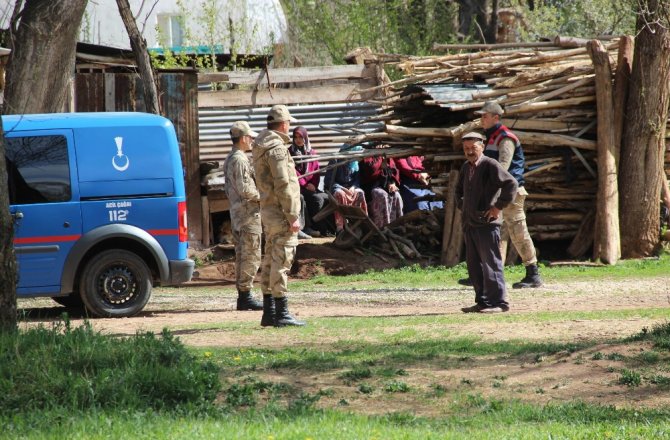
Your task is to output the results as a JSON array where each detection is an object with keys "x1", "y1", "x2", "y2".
[
  {"x1": 479, "y1": 306, "x2": 509, "y2": 314},
  {"x1": 461, "y1": 304, "x2": 484, "y2": 313}
]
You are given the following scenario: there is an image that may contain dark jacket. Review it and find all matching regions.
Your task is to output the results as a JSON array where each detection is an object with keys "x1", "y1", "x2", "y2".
[{"x1": 455, "y1": 155, "x2": 518, "y2": 228}]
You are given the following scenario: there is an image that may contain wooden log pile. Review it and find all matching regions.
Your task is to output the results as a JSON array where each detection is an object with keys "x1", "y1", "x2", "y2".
[
  {"x1": 366, "y1": 209, "x2": 445, "y2": 262},
  {"x1": 346, "y1": 38, "x2": 633, "y2": 262}
]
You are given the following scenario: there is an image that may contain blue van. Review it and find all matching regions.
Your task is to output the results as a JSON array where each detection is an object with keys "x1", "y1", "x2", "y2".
[{"x1": 4, "y1": 112, "x2": 194, "y2": 317}]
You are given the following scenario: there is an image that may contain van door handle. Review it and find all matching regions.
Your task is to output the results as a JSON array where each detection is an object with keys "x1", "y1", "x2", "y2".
[{"x1": 11, "y1": 211, "x2": 24, "y2": 221}]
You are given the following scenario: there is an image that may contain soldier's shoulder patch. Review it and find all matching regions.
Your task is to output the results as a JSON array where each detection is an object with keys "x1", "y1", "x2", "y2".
[{"x1": 267, "y1": 146, "x2": 288, "y2": 161}]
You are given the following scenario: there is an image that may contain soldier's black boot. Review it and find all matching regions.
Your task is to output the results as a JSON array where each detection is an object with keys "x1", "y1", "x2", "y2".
[
  {"x1": 260, "y1": 295, "x2": 275, "y2": 327},
  {"x1": 512, "y1": 264, "x2": 543, "y2": 289},
  {"x1": 237, "y1": 290, "x2": 263, "y2": 311},
  {"x1": 274, "y1": 297, "x2": 306, "y2": 327}
]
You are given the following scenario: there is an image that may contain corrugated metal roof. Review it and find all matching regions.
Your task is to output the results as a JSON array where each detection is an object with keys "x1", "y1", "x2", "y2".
[{"x1": 199, "y1": 102, "x2": 383, "y2": 164}]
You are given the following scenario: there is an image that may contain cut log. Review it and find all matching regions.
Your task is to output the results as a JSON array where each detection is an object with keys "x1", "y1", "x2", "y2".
[{"x1": 588, "y1": 39, "x2": 620, "y2": 264}]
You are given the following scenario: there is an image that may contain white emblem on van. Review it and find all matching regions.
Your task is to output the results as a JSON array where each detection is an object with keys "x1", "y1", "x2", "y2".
[{"x1": 112, "y1": 136, "x2": 130, "y2": 172}]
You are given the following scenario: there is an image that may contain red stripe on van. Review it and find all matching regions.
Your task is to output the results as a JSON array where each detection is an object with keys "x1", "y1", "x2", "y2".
[
  {"x1": 149, "y1": 229, "x2": 179, "y2": 236},
  {"x1": 14, "y1": 235, "x2": 81, "y2": 245}
]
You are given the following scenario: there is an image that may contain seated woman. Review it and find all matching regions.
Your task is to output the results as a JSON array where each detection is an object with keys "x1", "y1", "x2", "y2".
[
  {"x1": 324, "y1": 145, "x2": 368, "y2": 233},
  {"x1": 288, "y1": 126, "x2": 335, "y2": 236},
  {"x1": 396, "y1": 155, "x2": 444, "y2": 213},
  {"x1": 360, "y1": 148, "x2": 403, "y2": 229}
]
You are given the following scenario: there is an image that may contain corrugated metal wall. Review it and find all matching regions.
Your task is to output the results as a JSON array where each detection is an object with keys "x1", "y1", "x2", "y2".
[
  {"x1": 74, "y1": 71, "x2": 203, "y2": 242},
  {"x1": 198, "y1": 102, "x2": 383, "y2": 164}
]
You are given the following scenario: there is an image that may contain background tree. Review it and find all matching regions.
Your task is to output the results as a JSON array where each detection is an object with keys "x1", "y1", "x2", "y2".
[
  {"x1": 279, "y1": 0, "x2": 635, "y2": 66},
  {"x1": 116, "y1": 0, "x2": 160, "y2": 114},
  {"x1": 0, "y1": 121, "x2": 17, "y2": 332},
  {"x1": 3, "y1": 0, "x2": 88, "y2": 114},
  {"x1": 0, "y1": 0, "x2": 88, "y2": 331},
  {"x1": 618, "y1": 0, "x2": 670, "y2": 257}
]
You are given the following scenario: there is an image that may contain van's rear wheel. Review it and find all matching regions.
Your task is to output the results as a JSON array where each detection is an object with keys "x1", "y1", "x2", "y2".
[{"x1": 80, "y1": 250, "x2": 152, "y2": 318}]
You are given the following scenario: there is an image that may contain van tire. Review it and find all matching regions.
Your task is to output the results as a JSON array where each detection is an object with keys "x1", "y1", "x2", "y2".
[{"x1": 79, "y1": 249, "x2": 152, "y2": 318}]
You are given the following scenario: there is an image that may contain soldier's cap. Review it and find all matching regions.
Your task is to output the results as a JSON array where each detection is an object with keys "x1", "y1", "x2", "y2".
[
  {"x1": 462, "y1": 131, "x2": 486, "y2": 142},
  {"x1": 474, "y1": 101, "x2": 504, "y2": 116},
  {"x1": 267, "y1": 104, "x2": 298, "y2": 123},
  {"x1": 230, "y1": 121, "x2": 258, "y2": 138}
]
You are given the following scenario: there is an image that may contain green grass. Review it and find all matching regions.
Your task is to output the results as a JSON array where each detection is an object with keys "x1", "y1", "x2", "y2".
[
  {"x1": 4, "y1": 400, "x2": 670, "y2": 439},
  {"x1": 4, "y1": 320, "x2": 670, "y2": 438},
  {"x1": 149, "y1": 252, "x2": 670, "y2": 296},
  {"x1": 0, "y1": 320, "x2": 220, "y2": 413},
  {"x1": 286, "y1": 253, "x2": 670, "y2": 291}
]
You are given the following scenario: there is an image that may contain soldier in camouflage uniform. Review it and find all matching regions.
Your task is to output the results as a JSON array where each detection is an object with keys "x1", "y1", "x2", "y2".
[
  {"x1": 224, "y1": 121, "x2": 264, "y2": 311},
  {"x1": 252, "y1": 105, "x2": 306, "y2": 327}
]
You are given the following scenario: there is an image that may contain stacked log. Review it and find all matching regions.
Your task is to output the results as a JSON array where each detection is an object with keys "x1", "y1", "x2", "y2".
[
  {"x1": 345, "y1": 39, "x2": 627, "y2": 261},
  {"x1": 368, "y1": 209, "x2": 445, "y2": 261}
]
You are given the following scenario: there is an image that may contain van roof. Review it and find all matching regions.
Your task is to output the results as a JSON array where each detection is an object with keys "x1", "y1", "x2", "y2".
[{"x1": 2, "y1": 112, "x2": 171, "y2": 132}]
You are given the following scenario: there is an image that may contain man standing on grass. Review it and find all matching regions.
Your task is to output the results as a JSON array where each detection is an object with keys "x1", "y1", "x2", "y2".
[
  {"x1": 224, "y1": 121, "x2": 264, "y2": 311},
  {"x1": 456, "y1": 132, "x2": 518, "y2": 313},
  {"x1": 460, "y1": 101, "x2": 543, "y2": 289},
  {"x1": 252, "y1": 105, "x2": 306, "y2": 327}
]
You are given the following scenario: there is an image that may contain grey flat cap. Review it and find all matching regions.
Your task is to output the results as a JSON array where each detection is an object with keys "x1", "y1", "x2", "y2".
[
  {"x1": 462, "y1": 131, "x2": 486, "y2": 141},
  {"x1": 474, "y1": 101, "x2": 504, "y2": 116}
]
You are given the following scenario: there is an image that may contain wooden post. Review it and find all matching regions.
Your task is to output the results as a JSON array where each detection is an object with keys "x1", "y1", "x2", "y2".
[
  {"x1": 613, "y1": 36, "x2": 634, "y2": 166},
  {"x1": 588, "y1": 39, "x2": 620, "y2": 264},
  {"x1": 201, "y1": 196, "x2": 210, "y2": 248},
  {"x1": 440, "y1": 170, "x2": 463, "y2": 267}
]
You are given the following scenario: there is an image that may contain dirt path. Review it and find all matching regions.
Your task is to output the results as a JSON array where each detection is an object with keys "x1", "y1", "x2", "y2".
[{"x1": 18, "y1": 278, "x2": 670, "y2": 346}]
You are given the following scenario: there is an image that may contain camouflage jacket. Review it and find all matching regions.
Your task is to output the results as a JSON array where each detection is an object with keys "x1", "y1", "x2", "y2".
[
  {"x1": 224, "y1": 148, "x2": 261, "y2": 233},
  {"x1": 252, "y1": 129, "x2": 300, "y2": 234}
]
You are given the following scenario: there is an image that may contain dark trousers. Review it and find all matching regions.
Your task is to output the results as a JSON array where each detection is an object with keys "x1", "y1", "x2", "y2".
[
  {"x1": 464, "y1": 224, "x2": 508, "y2": 308},
  {"x1": 301, "y1": 188, "x2": 334, "y2": 234}
]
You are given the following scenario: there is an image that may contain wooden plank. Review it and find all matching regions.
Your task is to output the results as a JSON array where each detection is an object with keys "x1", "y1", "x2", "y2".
[
  {"x1": 198, "y1": 64, "x2": 376, "y2": 85},
  {"x1": 198, "y1": 81, "x2": 376, "y2": 107}
]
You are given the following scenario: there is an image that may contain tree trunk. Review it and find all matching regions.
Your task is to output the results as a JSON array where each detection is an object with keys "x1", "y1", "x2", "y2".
[
  {"x1": 116, "y1": 0, "x2": 161, "y2": 115},
  {"x1": 485, "y1": 0, "x2": 499, "y2": 44},
  {"x1": 619, "y1": 0, "x2": 670, "y2": 257},
  {"x1": 1, "y1": 0, "x2": 88, "y2": 330},
  {"x1": 457, "y1": 0, "x2": 488, "y2": 42},
  {"x1": 588, "y1": 39, "x2": 620, "y2": 264},
  {"x1": 0, "y1": 120, "x2": 18, "y2": 332},
  {"x1": 3, "y1": 0, "x2": 88, "y2": 114}
]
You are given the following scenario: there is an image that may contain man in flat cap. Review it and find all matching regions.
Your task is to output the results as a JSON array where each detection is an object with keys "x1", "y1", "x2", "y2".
[
  {"x1": 252, "y1": 105, "x2": 305, "y2": 327},
  {"x1": 224, "y1": 121, "x2": 264, "y2": 311},
  {"x1": 470, "y1": 100, "x2": 543, "y2": 289},
  {"x1": 456, "y1": 132, "x2": 518, "y2": 313}
]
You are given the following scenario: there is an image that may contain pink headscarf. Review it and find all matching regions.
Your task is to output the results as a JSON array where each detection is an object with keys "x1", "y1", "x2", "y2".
[{"x1": 292, "y1": 126, "x2": 311, "y2": 153}]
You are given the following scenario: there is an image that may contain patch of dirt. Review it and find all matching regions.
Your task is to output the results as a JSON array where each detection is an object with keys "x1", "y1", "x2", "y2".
[{"x1": 191, "y1": 237, "x2": 403, "y2": 283}]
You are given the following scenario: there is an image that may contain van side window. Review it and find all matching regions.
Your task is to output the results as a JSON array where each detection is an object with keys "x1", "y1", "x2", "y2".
[{"x1": 5, "y1": 135, "x2": 71, "y2": 204}]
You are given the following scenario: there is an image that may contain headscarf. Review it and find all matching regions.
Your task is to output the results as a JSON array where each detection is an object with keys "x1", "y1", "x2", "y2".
[
  {"x1": 292, "y1": 126, "x2": 311, "y2": 153},
  {"x1": 340, "y1": 144, "x2": 362, "y2": 173},
  {"x1": 290, "y1": 126, "x2": 311, "y2": 175}
]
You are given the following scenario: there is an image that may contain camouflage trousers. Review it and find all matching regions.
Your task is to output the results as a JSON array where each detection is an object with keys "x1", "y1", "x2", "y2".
[
  {"x1": 260, "y1": 229, "x2": 298, "y2": 298},
  {"x1": 500, "y1": 187, "x2": 537, "y2": 266},
  {"x1": 232, "y1": 228, "x2": 262, "y2": 292}
]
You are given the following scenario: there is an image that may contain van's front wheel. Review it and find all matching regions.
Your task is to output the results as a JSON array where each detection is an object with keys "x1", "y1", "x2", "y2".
[{"x1": 80, "y1": 250, "x2": 152, "y2": 317}]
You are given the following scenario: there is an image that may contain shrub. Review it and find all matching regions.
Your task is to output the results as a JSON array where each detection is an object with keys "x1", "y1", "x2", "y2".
[{"x1": 0, "y1": 321, "x2": 220, "y2": 413}]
